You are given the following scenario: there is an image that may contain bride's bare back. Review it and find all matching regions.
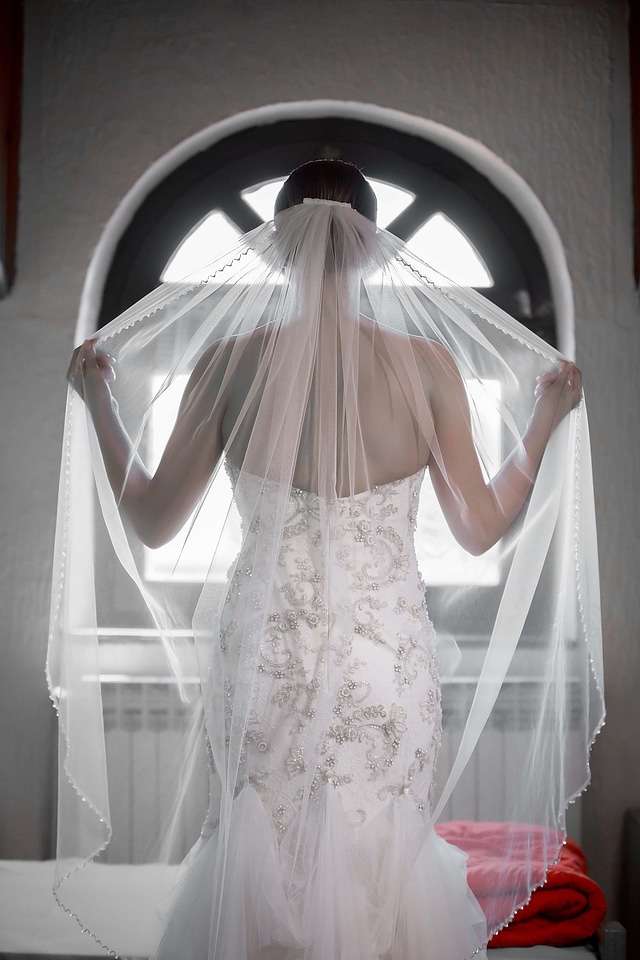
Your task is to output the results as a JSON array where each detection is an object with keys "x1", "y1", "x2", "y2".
[
  {"x1": 218, "y1": 318, "x2": 435, "y2": 497},
  {"x1": 69, "y1": 315, "x2": 579, "y2": 553}
]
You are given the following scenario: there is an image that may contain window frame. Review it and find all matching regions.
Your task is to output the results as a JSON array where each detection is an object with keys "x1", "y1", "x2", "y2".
[{"x1": 97, "y1": 117, "x2": 558, "y2": 346}]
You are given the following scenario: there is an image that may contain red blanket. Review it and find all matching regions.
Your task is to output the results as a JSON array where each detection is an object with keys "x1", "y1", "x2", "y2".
[{"x1": 436, "y1": 821, "x2": 607, "y2": 948}]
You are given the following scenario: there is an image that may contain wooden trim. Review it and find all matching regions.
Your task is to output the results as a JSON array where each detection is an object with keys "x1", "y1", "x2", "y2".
[{"x1": 0, "y1": 0, "x2": 23, "y2": 295}]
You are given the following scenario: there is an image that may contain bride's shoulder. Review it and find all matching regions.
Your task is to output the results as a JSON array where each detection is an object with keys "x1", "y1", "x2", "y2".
[
  {"x1": 409, "y1": 337, "x2": 462, "y2": 380},
  {"x1": 195, "y1": 326, "x2": 270, "y2": 369},
  {"x1": 361, "y1": 316, "x2": 462, "y2": 382}
]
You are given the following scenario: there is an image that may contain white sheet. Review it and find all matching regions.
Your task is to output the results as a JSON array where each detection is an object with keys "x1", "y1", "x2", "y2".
[
  {"x1": 0, "y1": 860, "x2": 168, "y2": 956},
  {"x1": 0, "y1": 861, "x2": 597, "y2": 959}
]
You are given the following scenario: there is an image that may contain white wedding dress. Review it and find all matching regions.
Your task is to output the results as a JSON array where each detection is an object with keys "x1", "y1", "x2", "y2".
[
  {"x1": 154, "y1": 466, "x2": 488, "y2": 960},
  {"x1": 49, "y1": 195, "x2": 603, "y2": 960}
]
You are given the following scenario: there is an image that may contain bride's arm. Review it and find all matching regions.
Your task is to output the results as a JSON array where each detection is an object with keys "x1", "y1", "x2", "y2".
[
  {"x1": 67, "y1": 339, "x2": 226, "y2": 548},
  {"x1": 425, "y1": 342, "x2": 582, "y2": 556}
]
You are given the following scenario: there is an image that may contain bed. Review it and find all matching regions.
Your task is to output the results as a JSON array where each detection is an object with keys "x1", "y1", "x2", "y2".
[{"x1": 0, "y1": 860, "x2": 625, "y2": 960}]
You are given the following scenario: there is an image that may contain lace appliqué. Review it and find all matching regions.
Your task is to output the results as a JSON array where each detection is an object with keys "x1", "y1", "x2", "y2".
[{"x1": 212, "y1": 467, "x2": 439, "y2": 834}]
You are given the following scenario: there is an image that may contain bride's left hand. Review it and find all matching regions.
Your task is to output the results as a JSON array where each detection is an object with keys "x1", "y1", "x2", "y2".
[
  {"x1": 534, "y1": 360, "x2": 582, "y2": 421},
  {"x1": 67, "y1": 338, "x2": 116, "y2": 400}
]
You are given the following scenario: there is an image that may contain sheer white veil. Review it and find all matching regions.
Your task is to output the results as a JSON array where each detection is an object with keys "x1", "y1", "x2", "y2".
[{"x1": 48, "y1": 168, "x2": 604, "y2": 958}]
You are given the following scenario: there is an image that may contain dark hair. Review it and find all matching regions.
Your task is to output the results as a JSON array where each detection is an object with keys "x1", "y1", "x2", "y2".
[{"x1": 274, "y1": 160, "x2": 377, "y2": 223}]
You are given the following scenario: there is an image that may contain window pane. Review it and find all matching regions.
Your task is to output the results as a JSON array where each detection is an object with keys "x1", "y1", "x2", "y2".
[
  {"x1": 144, "y1": 376, "x2": 241, "y2": 582},
  {"x1": 161, "y1": 212, "x2": 243, "y2": 282},
  {"x1": 407, "y1": 213, "x2": 493, "y2": 287},
  {"x1": 417, "y1": 379, "x2": 501, "y2": 587},
  {"x1": 242, "y1": 179, "x2": 286, "y2": 221},
  {"x1": 368, "y1": 178, "x2": 414, "y2": 228}
]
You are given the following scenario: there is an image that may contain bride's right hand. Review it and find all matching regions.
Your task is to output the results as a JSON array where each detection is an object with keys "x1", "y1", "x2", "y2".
[
  {"x1": 533, "y1": 360, "x2": 582, "y2": 428},
  {"x1": 67, "y1": 339, "x2": 116, "y2": 400}
]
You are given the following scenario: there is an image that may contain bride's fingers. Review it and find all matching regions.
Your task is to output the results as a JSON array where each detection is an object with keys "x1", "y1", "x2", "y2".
[
  {"x1": 81, "y1": 340, "x2": 117, "y2": 386},
  {"x1": 95, "y1": 352, "x2": 116, "y2": 369},
  {"x1": 534, "y1": 371, "x2": 559, "y2": 396},
  {"x1": 95, "y1": 353, "x2": 117, "y2": 381},
  {"x1": 67, "y1": 339, "x2": 114, "y2": 393},
  {"x1": 559, "y1": 364, "x2": 583, "y2": 411},
  {"x1": 535, "y1": 360, "x2": 580, "y2": 392},
  {"x1": 567, "y1": 364, "x2": 582, "y2": 408},
  {"x1": 535, "y1": 362, "x2": 582, "y2": 409}
]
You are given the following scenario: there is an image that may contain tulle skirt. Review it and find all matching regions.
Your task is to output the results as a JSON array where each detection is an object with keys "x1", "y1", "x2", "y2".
[{"x1": 153, "y1": 784, "x2": 487, "y2": 960}]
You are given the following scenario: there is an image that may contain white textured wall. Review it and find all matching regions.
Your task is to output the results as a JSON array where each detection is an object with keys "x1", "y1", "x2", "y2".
[{"x1": 0, "y1": 0, "x2": 636, "y2": 918}]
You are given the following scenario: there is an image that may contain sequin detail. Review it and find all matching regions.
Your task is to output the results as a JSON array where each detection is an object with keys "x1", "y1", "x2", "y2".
[{"x1": 208, "y1": 467, "x2": 439, "y2": 835}]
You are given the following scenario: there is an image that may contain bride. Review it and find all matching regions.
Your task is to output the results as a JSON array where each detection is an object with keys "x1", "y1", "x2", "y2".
[{"x1": 56, "y1": 160, "x2": 601, "y2": 960}]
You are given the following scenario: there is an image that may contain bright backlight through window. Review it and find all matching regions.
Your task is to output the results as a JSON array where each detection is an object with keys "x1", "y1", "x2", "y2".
[
  {"x1": 407, "y1": 213, "x2": 493, "y2": 287},
  {"x1": 161, "y1": 212, "x2": 242, "y2": 282},
  {"x1": 161, "y1": 182, "x2": 492, "y2": 290},
  {"x1": 145, "y1": 376, "x2": 501, "y2": 586}
]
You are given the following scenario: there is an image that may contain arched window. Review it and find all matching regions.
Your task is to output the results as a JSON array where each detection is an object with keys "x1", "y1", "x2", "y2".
[
  {"x1": 99, "y1": 117, "x2": 557, "y2": 346},
  {"x1": 94, "y1": 115, "x2": 562, "y2": 593},
  {"x1": 87, "y1": 114, "x2": 571, "y2": 859}
]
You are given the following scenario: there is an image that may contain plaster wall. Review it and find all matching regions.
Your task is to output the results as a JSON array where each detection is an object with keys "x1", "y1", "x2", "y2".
[{"x1": 0, "y1": 0, "x2": 637, "y2": 921}]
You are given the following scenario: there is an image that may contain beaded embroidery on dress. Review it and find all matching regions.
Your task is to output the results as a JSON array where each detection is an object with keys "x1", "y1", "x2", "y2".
[{"x1": 154, "y1": 466, "x2": 487, "y2": 960}]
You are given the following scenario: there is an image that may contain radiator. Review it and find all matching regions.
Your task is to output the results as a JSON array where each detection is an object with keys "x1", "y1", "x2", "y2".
[{"x1": 99, "y1": 680, "x2": 582, "y2": 864}]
